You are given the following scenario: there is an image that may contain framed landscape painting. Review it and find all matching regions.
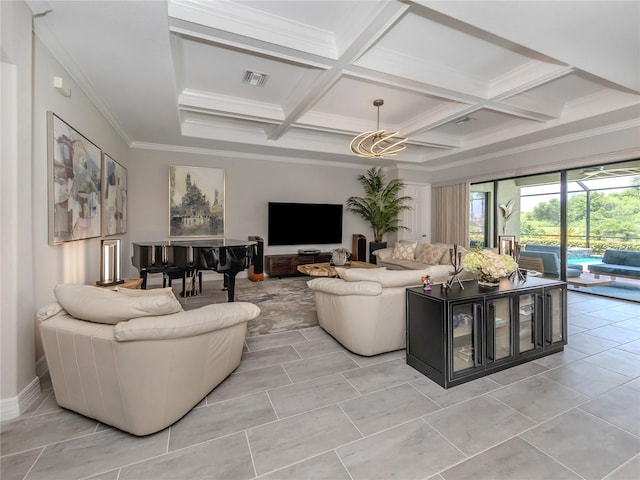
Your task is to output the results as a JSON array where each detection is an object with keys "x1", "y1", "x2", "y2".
[
  {"x1": 102, "y1": 153, "x2": 127, "y2": 236},
  {"x1": 169, "y1": 165, "x2": 224, "y2": 237},
  {"x1": 48, "y1": 112, "x2": 102, "y2": 245}
]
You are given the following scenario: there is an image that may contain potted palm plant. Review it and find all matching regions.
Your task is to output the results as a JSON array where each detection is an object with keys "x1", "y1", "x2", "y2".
[{"x1": 346, "y1": 167, "x2": 412, "y2": 263}]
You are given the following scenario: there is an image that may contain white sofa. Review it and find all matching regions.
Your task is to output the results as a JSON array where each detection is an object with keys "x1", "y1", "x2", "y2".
[
  {"x1": 38, "y1": 284, "x2": 260, "y2": 436},
  {"x1": 307, "y1": 268, "x2": 429, "y2": 356},
  {"x1": 374, "y1": 241, "x2": 474, "y2": 283}
]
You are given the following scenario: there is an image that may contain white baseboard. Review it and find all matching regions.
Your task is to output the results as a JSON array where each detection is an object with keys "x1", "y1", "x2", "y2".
[{"x1": 0, "y1": 376, "x2": 41, "y2": 421}]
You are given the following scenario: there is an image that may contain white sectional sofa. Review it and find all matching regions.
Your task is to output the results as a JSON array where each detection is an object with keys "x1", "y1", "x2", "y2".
[{"x1": 373, "y1": 241, "x2": 474, "y2": 283}]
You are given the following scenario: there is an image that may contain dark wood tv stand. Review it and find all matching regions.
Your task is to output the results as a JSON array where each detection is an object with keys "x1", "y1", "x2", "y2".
[{"x1": 265, "y1": 252, "x2": 332, "y2": 277}]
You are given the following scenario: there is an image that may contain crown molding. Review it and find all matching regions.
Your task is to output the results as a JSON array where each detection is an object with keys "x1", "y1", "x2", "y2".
[
  {"x1": 168, "y1": 0, "x2": 337, "y2": 59},
  {"x1": 433, "y1": 147, "x2": 640, "y2": 188},
  {"x1": 129, "y1": 141, "x2": 368, "y2": 171},
  {"x1": 428, "y1": 118, "x2": 640, "y2": 173}
]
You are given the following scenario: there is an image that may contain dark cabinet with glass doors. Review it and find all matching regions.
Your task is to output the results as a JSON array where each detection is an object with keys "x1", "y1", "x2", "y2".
[{"x1": 406, "y1": 277, "x2": 566, "y2": 388}]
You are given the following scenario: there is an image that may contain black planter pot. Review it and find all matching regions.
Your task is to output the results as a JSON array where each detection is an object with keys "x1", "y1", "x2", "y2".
[{"x1": 369, "y1": 241, "x2": 387, "y2": 264}]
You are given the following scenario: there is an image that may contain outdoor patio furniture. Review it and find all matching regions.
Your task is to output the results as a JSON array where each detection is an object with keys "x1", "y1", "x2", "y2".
[
  {"x1": 521, "y1": 245, "x2": 582, "y2": 278},
  {"x1": 588, "y1": 249, "x2": 640, "y2": 280}
]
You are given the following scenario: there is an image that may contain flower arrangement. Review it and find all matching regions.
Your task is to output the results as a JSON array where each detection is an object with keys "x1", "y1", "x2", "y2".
[{"x1": 462, "y1": 249, "x2": 517, "y2": 285}]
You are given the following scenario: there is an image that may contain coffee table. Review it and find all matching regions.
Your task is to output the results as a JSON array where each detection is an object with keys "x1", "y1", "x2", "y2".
[
  {"x1": 567, "y1": 277, "x2": 613, "y2": 288},
  {"x1": 297, "y1": 261, "x2": 378, "y2": 277}
]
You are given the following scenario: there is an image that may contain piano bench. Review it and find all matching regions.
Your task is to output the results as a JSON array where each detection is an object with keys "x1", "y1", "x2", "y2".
[{"x1": 163, "y1": 268, "x2": 202, "y2": 297}]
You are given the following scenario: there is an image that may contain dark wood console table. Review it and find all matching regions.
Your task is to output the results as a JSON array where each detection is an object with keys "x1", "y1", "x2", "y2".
[
  {"x1": 264, "y1": 252, "x2": 332, "y2": 277},
  {"x1": 406, "y1": 277, "x2": 567, "y2": 388}
]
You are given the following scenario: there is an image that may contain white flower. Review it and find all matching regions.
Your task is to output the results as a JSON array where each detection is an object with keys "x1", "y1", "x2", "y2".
[{"x1": 462, "y1": 250, "x2": 517, "y2": 279}]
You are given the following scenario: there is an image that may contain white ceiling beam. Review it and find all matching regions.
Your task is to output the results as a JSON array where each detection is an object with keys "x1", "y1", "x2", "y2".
[
  {"x1": 419, "y1": 0, "x2": 640, "y2": 92},
  {"x1": 179, "y1": 90, "x2": 284, "y2": 122},
  {"x1": 489, "y1": 64, "x2": 574, "y2": 101},
  {"x1": 168, "y1": 19, "x2": 335, "y2": 70},
  {"x1": 265, "y1": 1, "x2": 411, "y2": 141},
  {"x1": 168, "y1": 0, "x2": 338, "y2": 59}
]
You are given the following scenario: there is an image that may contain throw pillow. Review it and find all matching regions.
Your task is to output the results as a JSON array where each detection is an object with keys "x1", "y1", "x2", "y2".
[
  {"x1": 416, "y1": 244, "x2": 449, "y2": 265},
  {"x1": 54, "y1": 284, "x2": 183, "y2": 325},
  {"x1": 391, "y1": 241, "x2": 417, "y2": 260}
]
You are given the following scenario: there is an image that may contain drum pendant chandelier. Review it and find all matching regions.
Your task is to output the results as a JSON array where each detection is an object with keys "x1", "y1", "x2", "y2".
[{"x1": 350, "y1": 99, "x2": 407, "y2": 158}]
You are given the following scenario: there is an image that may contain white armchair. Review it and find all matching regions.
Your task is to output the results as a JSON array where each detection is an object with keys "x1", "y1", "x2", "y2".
[
  {"x1": 307, "y1": 268, "x2": 425, "y2": 356},
  {"x1": 38, "y1": 284, "x2": 260, "y2": 436}
]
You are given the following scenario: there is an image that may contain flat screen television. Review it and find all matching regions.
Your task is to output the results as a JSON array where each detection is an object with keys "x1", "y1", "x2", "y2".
[{"x1": 268, "y1": 202, "x2": 343, "y2": 246}]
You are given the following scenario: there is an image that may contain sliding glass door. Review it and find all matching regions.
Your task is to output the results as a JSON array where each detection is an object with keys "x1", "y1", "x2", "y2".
[
  {"x1": 469, "y1": 159, "x2": 640, "y2": 302},
  {"x1": 564, "y1": 161, "x2": 640, "y2": 301}
]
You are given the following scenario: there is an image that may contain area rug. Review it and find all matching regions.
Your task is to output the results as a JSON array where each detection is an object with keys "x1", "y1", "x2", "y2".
[{"x1": 175, "y1": 276, "x2": 318, "y2": 336}]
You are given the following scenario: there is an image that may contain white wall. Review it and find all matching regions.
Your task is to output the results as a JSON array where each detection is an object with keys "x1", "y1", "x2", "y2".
[
  {"x1": 32, "y1": 33, "x2": 131, "y2": 297},
  {"x1": 1, "y1": 0, "x2": 36, "y2": 418},
  {"x1": 0, "y1": 3, "x2": 131, "y2": 419},
  {"x1": 126, "y1": 148, "x2": 372, "y2": 277},
  {"x1": 30, "y1": 34, "x2": 131, "y2": 364}
]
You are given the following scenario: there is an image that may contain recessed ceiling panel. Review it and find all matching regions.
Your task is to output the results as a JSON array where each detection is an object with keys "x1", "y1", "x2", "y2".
[
  {"x1": 358, "y1": 8, "x2": 540, "y2": 90},
  {"x1": 431, "y1": 109, "x2": 536, "y2": 139},
  {"x1": 508, "y1": 71, "x2": 615, "y2": 106},
  {"x1": 309, "y1": 76, "x2": 458, "y2": 127},
  {"x1": 177, "y1": 36, "x2": 323, "y2": 104}
]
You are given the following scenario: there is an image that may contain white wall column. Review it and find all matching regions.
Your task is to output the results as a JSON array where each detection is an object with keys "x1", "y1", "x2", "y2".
[{"x1": 0, "y1": 0, "x2": 38, "y2": 420}]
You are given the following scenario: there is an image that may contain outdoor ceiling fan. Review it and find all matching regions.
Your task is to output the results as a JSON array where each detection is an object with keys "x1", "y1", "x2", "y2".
[{"x1": 581, "y1": 166, "x2": 640, "y2": 178}]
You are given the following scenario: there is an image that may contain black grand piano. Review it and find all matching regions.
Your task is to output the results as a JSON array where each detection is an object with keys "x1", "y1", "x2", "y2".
[{"x1": 131, "y1": 239, "x2": 256, "y2": 302}]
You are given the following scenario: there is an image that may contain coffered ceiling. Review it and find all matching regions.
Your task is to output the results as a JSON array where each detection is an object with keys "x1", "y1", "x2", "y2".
[{"x1": 28, "y1": 0, "x2": 640, "y2": 170}]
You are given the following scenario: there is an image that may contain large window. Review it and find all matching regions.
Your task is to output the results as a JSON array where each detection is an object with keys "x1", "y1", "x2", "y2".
[
  {"x1": 518, "y1": 178, "x2": 561, "y2": 246},
  {"x1": 469, "y1": 159, "x2": 640, "y2": 302}
]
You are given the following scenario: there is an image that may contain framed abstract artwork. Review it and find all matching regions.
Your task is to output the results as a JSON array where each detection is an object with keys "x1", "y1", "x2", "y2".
[
  {"x1": 169, "y1": 165, "x2": 224, "y2": 237},
  {"x1": 48, "y1": 112, "x2": 102, "y2": 244},
  {"x1": 102, "y1": 154, "x2": 127, "y2": 236}
]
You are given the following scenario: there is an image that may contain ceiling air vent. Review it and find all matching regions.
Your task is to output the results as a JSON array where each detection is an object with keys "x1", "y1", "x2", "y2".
[
  {"x1": 453, "y1": 116, "x2": 475, "y2": 125},
  {"x1": 242, "y1": 70, "x2": 269, "y2": 87}
]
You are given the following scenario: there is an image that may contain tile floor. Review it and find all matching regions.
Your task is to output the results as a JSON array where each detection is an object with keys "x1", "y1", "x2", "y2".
[{"x1": 1, "y1": 291, "x2": 639, "y2": 480}]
